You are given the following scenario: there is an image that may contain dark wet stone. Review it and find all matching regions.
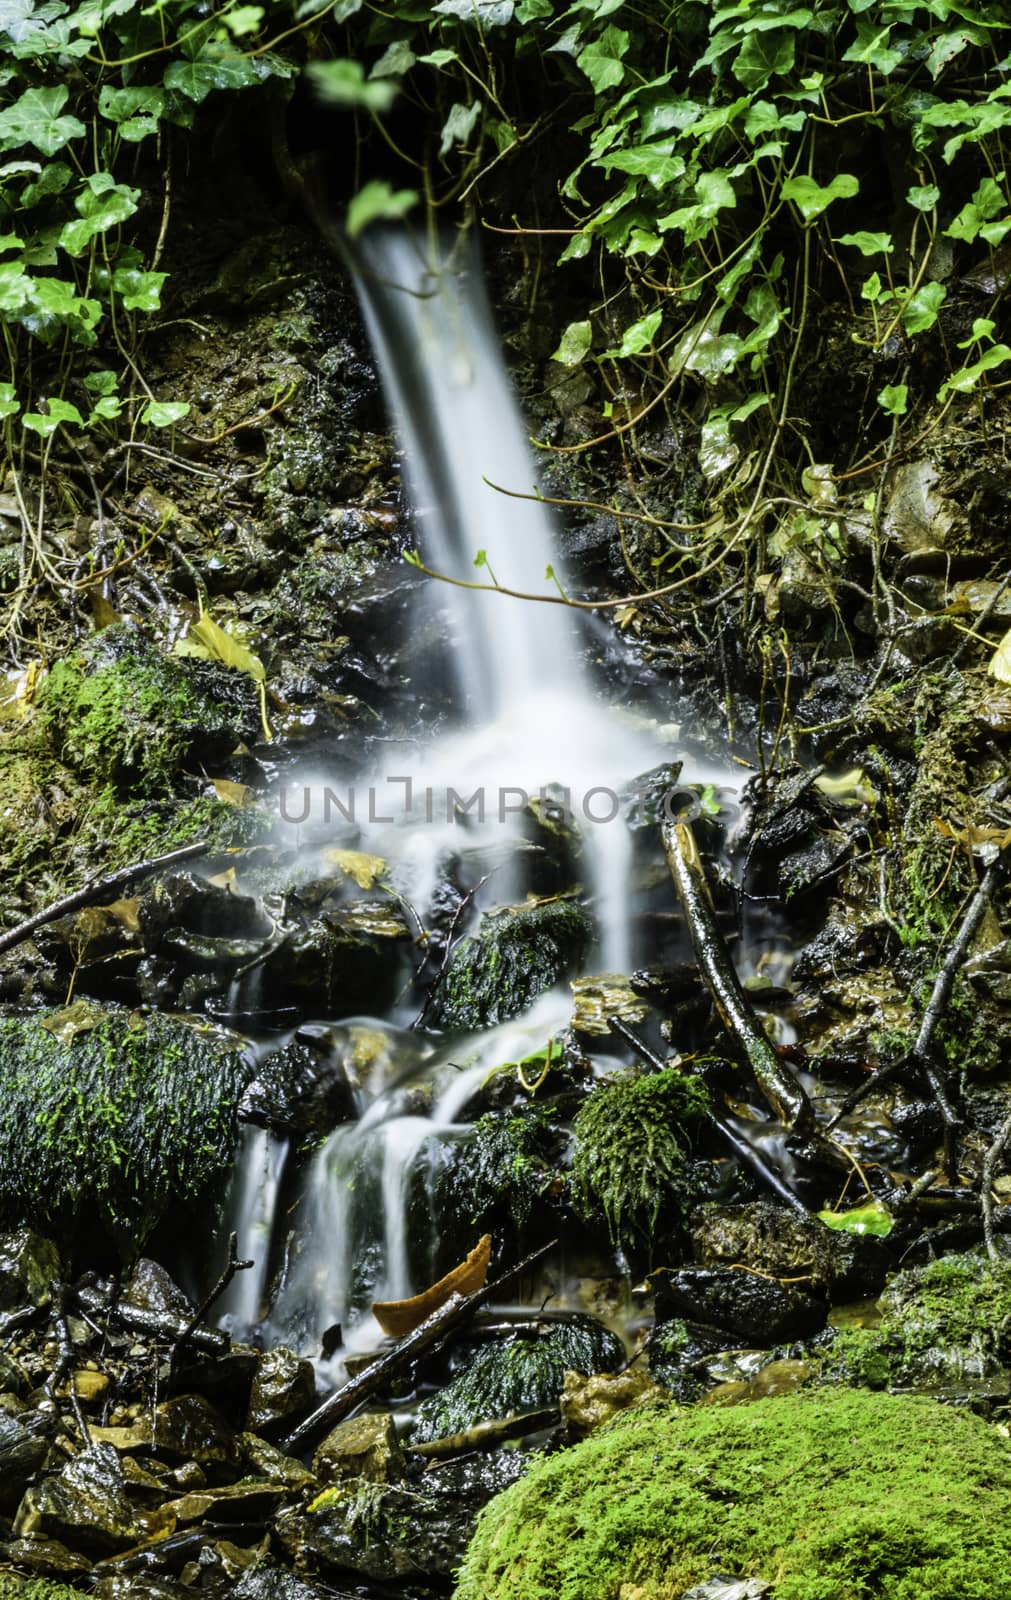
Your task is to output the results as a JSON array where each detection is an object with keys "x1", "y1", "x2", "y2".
[
  {"x1": 434, "y1": 898, "x2": 593, "y2": 1030},
  {"x1": 238, "y1": 1431, "x2": 316, "y2": 1491},
  {"x1": 139, "y1": 872, "x2": 272, "y2": 951},
  {"x1": 0, "y1": 1409, "x2": 55, "y2": 1512},
  {"x1": 0, "y1": 1230, "x2": 61, "y2": 1311},
  {"x1": 692, "y1": 1202, "x2": 891, "y2": 1297},
  {"x1": 278, "y1": 1451, "x2": 530, "y2": 1582},
  {"x1": 313, "y1": 1411, "x2": 404, "y2": 1485},
  {"x1": 167, "y1": 1345, "x2": 260, "y2": 1420},
  {"x1": 14, "y1": 1441, "x2": 161, "y2": 1553},
  {"x1": 241, "y1": 1037, "x2": 356, "y2": 1139},
  {"x1": 233, "y1": 1563, "x2": 346, "y2": 1600},
  {"x1": 0, "y1": 1533, "x2": 93, "y2": 1578},
  {"x1": 246, "y1": 1347, "x2": 316, "y2": 1436},
  {"x1": 124, "y1": 1260, "x2": 194, "y2": 1320},
  {"x1": 652, "y1": 1267, "x2": 827, "y2": 1344}
]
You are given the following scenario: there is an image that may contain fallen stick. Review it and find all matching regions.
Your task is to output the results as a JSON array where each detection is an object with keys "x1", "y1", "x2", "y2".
[
  {"x1": 73, "y1": 1284, "x2": 230, "y2": 1355},
  {"x1": 981, "y1": 1107, "x2": 1011, "y2": 1263},
  {"x1": 607, "y1": 1015, "x2": 809, "y2": 1215},
  {"x1": 661, "y1": 816, "x2": 813, "y2": 1130},
  {"x1": 281, "y1": 1237, "x2": 559, "y2": 1457},
  {"x1": 0, "y1": 841, "x2": 210, "y2": 958},
  {"x1": 172, "y1": 1231, "x2": 252, "y2": 1358}
]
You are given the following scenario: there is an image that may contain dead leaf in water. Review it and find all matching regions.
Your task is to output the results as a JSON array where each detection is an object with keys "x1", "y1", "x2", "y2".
[
  {"x1": 40, "y1": 999, "x2": 108, "y2": 1043},
  {"x1": 212, "y1": 779, "x2": 254, "y2": 808},
  {"x1": 322, "y1": 848, "x2": 388, "y2": 890}
]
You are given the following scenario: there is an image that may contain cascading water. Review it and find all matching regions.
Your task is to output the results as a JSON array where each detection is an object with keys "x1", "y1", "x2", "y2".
[{"x1": 218, "y1": 228, "x2": 729, "y2": 1364}]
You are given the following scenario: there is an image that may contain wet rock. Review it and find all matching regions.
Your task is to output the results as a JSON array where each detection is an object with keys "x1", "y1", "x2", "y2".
[
  {"x1": 0, "y1": 1007, "x2": 250, "y2": 1247},
  {"x1": 246, "y1": 1348, "x2": 316, "y2": 1436},
  {"x1": 39, "y1": 623, "x2": 258, "y2": 795},
  {"x1": 233, "y1": 1567, "x2": 331, "y2": 1600},
  {"x1": 570, "y1": 973, "x2": 649, "y2": 1037},
  {"x1": 0, "y1": 1409, "x2": 55, "y2": 1512},
  {"x1": 652, "y1": 1267, "x2": 827, "y2": 1344},
  {"x1": 877, "y1": 1249, "x2": 1011, "y2": 1394},
  {"x1": 560, "y1": 1367, "x2": 666, "y2": 1436},
  {"x1": 138, "y1": 872, "x2": 272, "y2": 961},
  {"x1": 92, "y1": 1395, "x2": 238, "y2": 1475},
  {"x1": 0, "y1": 1534, "x2": 92, "y2": 1579},
  {"x1": 434, "y1": 898, "x2": 592, "y2": 1030},
  {"x1": 702, "y1": 1358, "x2": 812, "y2": 1406},
  {"x1": 412, "y1": 1316, "x2": 623, "y2": 1443},
  {"x1": 681, "y1": 1579, "x2": 769, "y2": 1600},
  {"x1": 162, "y1": 1478, "x2": 285, "y2": 1524},
  {"x1": 15, "y1": 1441, "x2": 165, "y2": 1553},
  {"x1": 238, "y1": 1431, "x2": 316, "y2": 1492},
  {"x1": 0, "y1": 1230, "x2": 61, "y2": 1311},
  {"x1": 242, "y1": 1036, "x2": 357, "y2": 1139},
  {"x1": 312, "y1": 1411, "x2": 404, "y2": 1485},
  {"x1": 882, "y1": 459, "x2": 964, "y2": 563},
  {"x1": 692, "y1": 1202, "x2": 891, "y2": 1297},
  {"x1": 166, "y1": 1345, "x2": 260, "y2": 1419},
  {"x1": 966, "y1": 939, "x2": 1011, "y2": 1006},
  {"x1": 282, "y1": 1451, "x2": 529, "y2": 1582},
  {"x1": 124, "y1": 1260, "x2": 194, "y2": 1320}
]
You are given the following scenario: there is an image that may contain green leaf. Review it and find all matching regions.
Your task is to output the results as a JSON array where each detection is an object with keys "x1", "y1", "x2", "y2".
[
  {"x1": 0, "y1": 261, "x2": 31, "y2": 313},
  {"x1": 83, "y1": 369, "x2": 118, "y2": 395},
  {"x1": 782, "y1": 172, "x2": 859, "y2": 222},
  {"x1": 22, "y1": 396, "x2": 85, "y2": 436},
  {"x1": 141, "y1": 400, "x2": 191, "y2": 428},
  {"x1": 98, "y1": 85, "x2": 164, "y2": 127},
  {"x1": 371, "y1": 39, "x2": 416, "y2": 77},
  {"x1": 818, "y1": 1202, "x2": 893, "y2": 1237},
  {"x1": 59, "y1": 181, "x2": 139, "y2": 256},
  {"x1": 221, "y1": 4, "x2": 265, "y2": 36},
  {"x1": 112, "y1": 267, "x2": 166, "y2": 311},
  {"x1": 901, "y1": 280, "x2": 946, "y2": 336},
  {"x1": 164, "y1": 47, "x2": 260, "y2": 103},
  {"x1": 346, "y1": 180, "x2": 418, "y2": 238},
  {"x1": 551, "y1": 318, "x2": 592, "y2": 365},
  {"x1": 836, "y1": 231, "x2": 893, "y2": 256},
  {"x1": 21, "y1": 161, "x2": 71, "y2": 205},
  {"x1": 945, "y1": 175, "x2": 1006, "y2": 244},
  {"x1": 577, "y1": 25, "x2": 629, "y2": 92},
  {"x1": 0, "y1": 381, "x2": 20, "y2": 418},
  {"x1": 615, "y1": 307, "x2": 662, "y2": 357},
  {"x1": 0, "y1": 86, "x2": 85, "y2": 157},
  {"x1": 431, "y1": 0, "x2": 515, "y2": 23},
  {"x1": 89, "y1": 394, "x2": 123, "y2": 421},
  {"x1": 906, "y1": 183, "x2": 940, "y2": 212},
  {"x1": 306, "y1": 58, "x2": 398, "y2": 112},
  {"x1": 877, "y1": 383, "x2": 908, "y2": 415},
  {"x1": 842, "y1": 20, "x2": 904, "y2": 75},
  {"x1": 733, "y1": 29, "x2": 796, "y2": 93},
  {"x1": 939, "y1": 343, "x2": 1011, "y2": 398},
  {"x1": 440, "y1": 100, "x2": 481, "y2": 156},
  {"x1": 418, "y1": 48, "x2": 459, "y2": 67}
]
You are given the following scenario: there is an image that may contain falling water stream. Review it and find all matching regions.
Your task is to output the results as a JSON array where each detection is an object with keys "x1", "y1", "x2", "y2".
[{"x1": 217, "y1": 230, "x2": 730, "y2": 1366}]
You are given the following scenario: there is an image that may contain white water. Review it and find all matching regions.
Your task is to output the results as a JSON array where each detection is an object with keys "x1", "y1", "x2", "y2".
[
  {"x1": 216, "y1": 231, "x2": 732, "y2": 1358},
  {"x1": 215, "y1": 1126, "x2": 288, "y2": 1335}
]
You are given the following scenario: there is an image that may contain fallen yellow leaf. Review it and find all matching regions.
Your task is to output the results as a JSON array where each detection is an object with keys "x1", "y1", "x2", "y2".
[{"x1": 322, "y1": 848, "x2": 388, "y2": 890}]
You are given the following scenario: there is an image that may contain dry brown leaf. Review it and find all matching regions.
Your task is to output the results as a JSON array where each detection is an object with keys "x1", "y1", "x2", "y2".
[
  {"x1": 207, "y1": 868, "x2": 239, "y2": 892},
  {"x1": 372, "y1": 1235, "x2": 492, "y2": 1338},
  {"x1": 322, "y1": 847, "x2": 388, "y2": 890},
  {"x1": 212, "y1": 778, "x2": 254, "y2": 808}
]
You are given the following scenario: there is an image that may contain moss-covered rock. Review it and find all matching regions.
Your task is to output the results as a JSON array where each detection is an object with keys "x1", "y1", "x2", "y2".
[
  {"x1": 456, "y1": 1388, "x2": 1011, "y2": 1600},
  {"x1": 570, "y1": 1068, "x2": 709, "y2": 1262},
  {"x1": 0, "y1": 1579, "x2": 89, "y2": 1600},
  {"x1": 0, "y1": 1003, "x2": 250, "y2": 1247},
  {"x1": 434, "y1": 898, "x2": 592, "y2": 1030},
  {"x1": 40, "y1": 623, "x2": 257, "y2": 794},
  {"x1": 413, "y1": 1317, "x2": 623, "y2": 1444},
  {"x1": 879, "y1": 1249, "x2": 1011, "y2": 1390}
]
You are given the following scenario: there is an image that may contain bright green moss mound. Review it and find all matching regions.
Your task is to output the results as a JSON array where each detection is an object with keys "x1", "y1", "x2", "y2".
[
  {"x1": 456, "y1": 1388, "x2": 1011, "y2": 1600},
  {"x1": 435, "y1": 899, "x2": 592, "y2": 1031},
  {"x1": 0, "y1": 1005, "x2": 250, "y2": 1244},
  {"x1": 0, "y1": 1579, "x2": 88, "y2": 1599},
  {"x1": 570, "y1": 1068, "x2": 708, "y2": 1260}
]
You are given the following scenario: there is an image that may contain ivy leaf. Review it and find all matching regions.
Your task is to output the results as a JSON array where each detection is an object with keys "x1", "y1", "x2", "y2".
[
  {"x1": 0, "y1": 261, "x2": 31, "y2": 313},
  {"x1": 440, "y1": 100, "x2": 481, "y2": 156},
  {"x1": 112, "y1": 267, "x2": 166, "y2": 311},
  {"x1": 0, "y1": 381, "x2": 20, "y2": 418},
  {"x1": 733, "y1": 29, "x2": 796, "y2": 93},
  {"x1": 927, "y1": 27, "x2": 987, "y2": 81},
  {"x1": 906, "y1": 183, "x2": 940, "y2": 212},
  {"x1": 945, "y1": 176, "x2": 1006, "y2": 244},
  {"x1": 371, "y1": 39, "x2": 416, "y2": 77},
  {"x1": 431, "y1": 0, "x2": 515, "y2": 23},
  {"x1": 0, "y1": 85, "x2": 86, "y2": 157},
  {"x1": 901, "y1": 281, "x2": 946, "y2": 336},
  {"x1": 615, "y1": 307, "x2": 662, "y2": 357},
  {"x1": 782, "y1": 172, "x2": 859, "y2": 222},
  {"x1": 22, "y1": 396, "x2": 85, "y2": 436},
  {"x1": 836, "y1": 230, "x2": 893, "y2": 256},
  {"x1": 939, "y1": 343, "x2": 1011, "y2": 398},
  {"x1": 221, "y1": 4, "x2": 265, "y2": 36},
  {"x1": 89, "y1": 394, "x2": 122, "y2": 420},
  {"x1": 141, "y1": 399, "x2": 190, "y2": 427},
  {"x1": 164, "y1": 48, "x2": 260, "y2": 103},
  {"x1": 98, "y1": 85, "x2": 164, "y2": 126},
  {"x1": 346, "y1": 179, "x2": 418, "y2": 238},
  {"x1": 551, "y1": 319, "x2": 592, "y2": 365},
  {"x1": 83, "y1": 369, "x2": 118, "y2": 395},
  {"x1": 577, "y1": 25, "x2": 629, "y2": 92},
  {"x1": 306, "y1": 58, "x2": 398, "y2": 112},
  {"x1": 877, "y1": 384, "x2": 908, "y2": 415},
  {"x1": 21, "y1": 160, "x2": 71, "y2": 205},
  {"x1": 59, "y1": 182, "x2": 139, "y2": 256}
]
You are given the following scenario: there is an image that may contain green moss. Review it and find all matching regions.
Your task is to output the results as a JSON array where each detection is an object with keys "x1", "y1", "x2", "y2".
[
  {"x1": 570, "y1": 1068, "x2": 708, "y2": 1262},
  {"x1": 456, "y1": 1388, "x2": 1011, "y2": 1600},
  {"x1": 818, "y1": 1325, "x2": 895, "y2": 1390},
  {"x1": 438, "y1": 1105, "x2": 561, "y2": 1239},
  {"x1": 878, "y1": 1251, "x2": 1011, "y2": 1385},
  {"x1": 40, "y1": 623, "x2": 247, "y2": 795},
  {"x1": 435, "y1": 898, "x2": 592, "y2": 1031},
  {"x1": 0, "y1": 1578, "x2": 89, "y2": 1599},
  {"x1": 0, "y1": 1004, "x2": 250, "y2": 1246},
  {"x1": 413, "y1": 1318, "x2": 623, "y2": 1444}
]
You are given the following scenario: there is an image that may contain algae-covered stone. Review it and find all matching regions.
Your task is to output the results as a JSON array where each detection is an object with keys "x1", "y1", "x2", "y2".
[
  {"x1": 456, "y1": 1388, "x2": 1011, "y2": 1600},
  {"x1": 312, "y1": 1412, "x2": 403, "y2": 1485},
  {"x1": 40, "y1": 622, "x2": 256, "y2": 794},
  {"x1": 877, "y1": 1248, "x2": 1011, "y2": 1393},
  {"x1": 570, "y1": 1068, "x2": 709, "y2": 1262},
  {"x1": 413, "y1": 1316, "x2": 622, "y2": 1444},
  {"x1": 560, "y1": 1367, "x2": 666, "y2": 1436},
  {"x1": 435, "y1": 898, "x2": 592, "y2": 1030},
  {"x1": 246, "y1": 1347, "x2": 317, "y2": 1435},
  {"x1": 0, "y1": 1579, "x2": 90, "y2": 1600},
  {"x1": 0, "y1": 1004, "x2": 249, "y2": 1245}
]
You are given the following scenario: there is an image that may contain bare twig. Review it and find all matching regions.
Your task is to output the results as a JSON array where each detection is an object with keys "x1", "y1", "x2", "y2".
[
  {"x1": 173, "y1": 1231, "x2": 253, "y2": 1355},
  {"x1": 982, "y1": 1108, "x2": 1011, "y2": 1263},
  {"x1": 0, "y1": 841, "x2": 210, "y2": 958}
]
